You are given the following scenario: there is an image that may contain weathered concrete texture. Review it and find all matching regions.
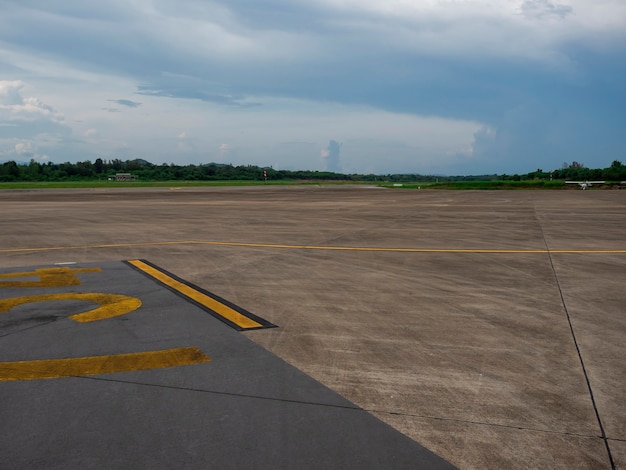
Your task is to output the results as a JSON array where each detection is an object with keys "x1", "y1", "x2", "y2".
[
  {"x1": 369, "y1": 412, "x2": 610, "y2": 469},
  {"x1": 236, "y1": 250, "x2": 596, "y2": 430},
  {"x1": 1, "y1": 186, "x2": 624, "y2": 469}
]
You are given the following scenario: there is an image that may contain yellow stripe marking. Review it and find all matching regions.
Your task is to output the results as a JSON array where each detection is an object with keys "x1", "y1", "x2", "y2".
[
  {"x1": 128, "y1": 259, "x2": 263, "y2": 329},
  {"x1": 0, "y1": 347, "x2": 210, "y2": 381},
  {"x1": 192, "y1": 241, "x2": 626, "y2": 254},
  {"x1": 0, "y1": 240, "x2": 625, "y2": 254},
  {"x1": 0, "y1": 293, "x2": 142, "y2": 322},
  {"x1": 0, "y1": 241, "x2": 198, "y2": 253}
]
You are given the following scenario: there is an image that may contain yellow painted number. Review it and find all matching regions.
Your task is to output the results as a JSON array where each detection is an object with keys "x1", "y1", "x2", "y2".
[{"x1": 0, "y1": 265, "x2": 211, "y2": 381}]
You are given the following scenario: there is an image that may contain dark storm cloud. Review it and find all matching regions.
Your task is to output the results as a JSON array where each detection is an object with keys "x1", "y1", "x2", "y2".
[{"x1": 108, "y1": 99, "x2": 141, "y2": 108}]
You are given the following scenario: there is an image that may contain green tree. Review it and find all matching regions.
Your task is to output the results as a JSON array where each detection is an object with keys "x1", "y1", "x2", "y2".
[
  {"x1": 605, "y1": 160, "x2": 625, "y2": 181},
  {"x1": 27, "y1": 159, "x2": 42, "y2": 180},
  {"x1": 1, "y1": 161, "x2": 20, "y2": 181},
  {"x1": 94, "y1": 158, "x2": 105, "y2": 174}
]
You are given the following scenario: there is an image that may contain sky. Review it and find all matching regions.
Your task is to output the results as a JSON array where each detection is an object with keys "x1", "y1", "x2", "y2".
[{"x1": 0, "y1": 1, "x2": 624, "y2": 175}]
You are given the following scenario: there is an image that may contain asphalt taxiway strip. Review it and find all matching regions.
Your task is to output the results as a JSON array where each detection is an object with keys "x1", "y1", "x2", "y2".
[{"x1": 0, "y1": 260, "x2": 455, "y2": 469}]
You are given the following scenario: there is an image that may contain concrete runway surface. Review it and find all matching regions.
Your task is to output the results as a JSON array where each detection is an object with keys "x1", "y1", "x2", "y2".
[{"x1": 1, "y1": 186, "x2": 624, "y2": 469}]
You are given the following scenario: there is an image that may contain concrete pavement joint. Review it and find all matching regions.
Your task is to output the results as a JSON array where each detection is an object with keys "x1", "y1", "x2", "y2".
[
  {"x1": 370, "y1": 408, "x2": 606, "y2": 440},
  {"x1": 73, "y1": 374, "x2": 365, "y2": 411},
  {"x1": 536, "y1": 210, "x2": 617, "y2": 469}
]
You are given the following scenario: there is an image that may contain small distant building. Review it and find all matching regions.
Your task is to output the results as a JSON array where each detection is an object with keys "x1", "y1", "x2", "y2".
[{"x1": 109, "y1": 173, "x2": 137, "y2": 181}]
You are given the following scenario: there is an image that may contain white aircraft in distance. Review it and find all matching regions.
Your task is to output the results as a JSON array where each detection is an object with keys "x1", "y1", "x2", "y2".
[{"x1": 565, "y1": 180, "x2": 605, "y2": 190}]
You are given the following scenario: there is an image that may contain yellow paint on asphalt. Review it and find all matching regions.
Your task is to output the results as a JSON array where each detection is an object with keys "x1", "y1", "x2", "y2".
[
  {"x1": 0, "y1": 293, "x2": 142, "y2": 322},
  {"x1": 128, "y1": 259, "x2": 263, "y2": 329},
  {"x1": 0, "y1": 347, "x2": 211, "y2": 381},
  {"x1": 0, "y1": 241, "x2": 198, "y2": 253},
  {"x1": 0, "y1": 267, "x2": 101, "y2": 288},
  {"x1": 0, "y1": 240, "x2": 625, "y2": 254}
]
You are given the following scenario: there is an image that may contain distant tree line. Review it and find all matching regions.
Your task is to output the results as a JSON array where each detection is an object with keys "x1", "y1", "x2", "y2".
[
  {"x1": 1, "y1": 157, "x2": 625, "y2": 183},
  {"x1": 0, "y1": 158, "x2": 353, "y2": 182},
  {"x1": 499, "y1": 160, "x2": 626, "y2": 182}
]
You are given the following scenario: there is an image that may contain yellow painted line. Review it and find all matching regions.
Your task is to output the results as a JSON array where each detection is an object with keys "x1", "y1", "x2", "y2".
[
  {"x1": 0, "y1": 293, "x2": 142, "y2": 322},
  {"x1": 1, "y1": 240, "x2": 625, "y2": 254},
  {"x1": 0, "y1": 241, "x2": 199, "y2": 253},
  {"x1": 127, "y1": 259, "x2": 263, "y2": 329},
  {"x1": 0, "y1": 347, "x2": 210, "y2": 381},
  {"x1": 192, "y1": 241, "x2": 626, "y2": 254}
]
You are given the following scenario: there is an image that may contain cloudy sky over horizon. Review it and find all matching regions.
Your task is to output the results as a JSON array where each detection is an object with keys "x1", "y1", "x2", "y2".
[{"x1": 1, "y1": 0, "x2": 624, "y2": 175}]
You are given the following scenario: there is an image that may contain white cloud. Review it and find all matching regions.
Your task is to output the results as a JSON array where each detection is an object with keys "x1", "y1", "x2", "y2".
[
  {"x1": 15, "y1": 141, "x2": 33, "y2": 154},
  {"x1": 0, "y1": 139, "x2": 49, "y2": 163},
  {"x1": 218, "y1": 143, "x2": 230, "y2": 158},
  {"x1": 318, "y1": 0, "x2": 625, "y2": 27},
  {"x1": 0, "y1": 80, "x2": 25, "y2": 105},
  {"x1": 520, "y1": 0, "x2": 573, "y2": 20},
  {"x1": 0, "y1": 81, "x2": 71, "y2": 163},
  {"x1": 0, "y1": 81, "x2": 65, "y2": 124}
]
